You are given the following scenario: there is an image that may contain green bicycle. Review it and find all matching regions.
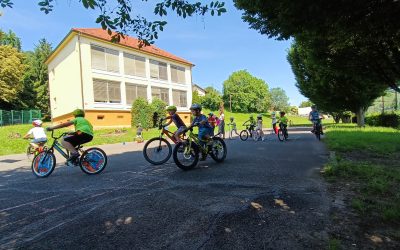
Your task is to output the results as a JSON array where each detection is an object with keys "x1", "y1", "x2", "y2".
[{"x1": 172, "y1": 124, "x2": 227, "y2": 170}]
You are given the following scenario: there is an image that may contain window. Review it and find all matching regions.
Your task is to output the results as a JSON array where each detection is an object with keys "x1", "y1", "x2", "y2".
[
  {"x1": 93, "y1": 79, "x2": 121, "y2": 103},
  {"x1": 125, "y1": 83, "x2": 147, "y2": 105},
  {"x1": 150, "y1": 60, "x2": 168, "y2": 81},
  {"x1": 124, "y1": 53, "x2": 146, "y2": 77},
  {"x1": 172, "y1": 90, "x2": 187, "y2": 107},
  {"x1": 91, "y1": 45, "x2": 119, "y2": 72},
  {"x1": 152, "y1": 87, "x2": 169, "y2": 104},
  {"x1": 171, "y1": 65, "x2": 186, "y2": 84}
]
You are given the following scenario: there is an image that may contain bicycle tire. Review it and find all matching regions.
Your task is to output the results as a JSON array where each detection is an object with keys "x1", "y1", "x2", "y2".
[
  {"x1": 315, "y1": 125, "x2": 321, "y2": 141},
  {"x1": 173, "y1": 142, "x2": 199, "y2": 170},
  {"x1": 143, "y1": 138, "x2": 172, "y2": 165},
  {"x1": 31, "y1": 151, "x2": 56, "y2": 178},
  {"x1": 239, "y1": 130, "x2": 249, "y2": 141},
  {"x1": 278, "y1": 129, "x2": 285, "y2": 142},
  {"x1": 79, "y1": 147, "x2": 108, "y2": 175},
  {"x1": 209, "y1": 137, "x2": 227, "y2": 163},
  {"x1": 284, "y1": 129, "x2": 289, "y2": 140}
]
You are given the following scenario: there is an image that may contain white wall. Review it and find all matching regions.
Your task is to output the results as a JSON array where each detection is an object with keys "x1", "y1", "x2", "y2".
[{"x1": 48, "y1": 36, "x2": 82, "y2": 118}]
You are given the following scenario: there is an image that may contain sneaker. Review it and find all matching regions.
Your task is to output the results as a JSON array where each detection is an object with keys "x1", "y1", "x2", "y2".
[{"x1": 67, "y1": 152, "x2": 80, "y2": 164}]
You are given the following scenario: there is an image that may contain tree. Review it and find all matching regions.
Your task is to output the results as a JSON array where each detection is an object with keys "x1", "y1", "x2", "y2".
[
  {"x1": 289, "y1": 106, "x2": 298, "y2": 115},
  {"x1": 0, "y1": 45, "x2": 25, "y2": 109},
  {"x1": 223, "y1": 70, "x2": 270, "y2": 113},
  {"x1": 0, "y1": 29, "x2": 21, "y2": 51},
  {"x1": 287, "y1": 39, "x2": 386, "y2": 126},
  {"x1": 270, "y1": 87, "x2": 289, "y2": 112},
  {"x1": 23, "y1": 39, "x2": 53, "y2": 114},
  {"x1": 202, "y1": 87, "x2": 222, "y2": 111},
  {"x1": 192, "y1": 90, "x2": 203, "y2": 106},
  {"x1": 299, "y1": 100, "x2": 313, "y2": 108},
  {"x1": 1, "y1": 0, "x2": 226, "y2": 46},
  {"x1": 234, "y1": 0, "x2": 400, "y2": 92}
]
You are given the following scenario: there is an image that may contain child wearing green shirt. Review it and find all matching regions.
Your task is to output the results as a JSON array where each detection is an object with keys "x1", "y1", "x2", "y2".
[{"x1": 47, "y1": 109, "x2": 93, "y2": 163}]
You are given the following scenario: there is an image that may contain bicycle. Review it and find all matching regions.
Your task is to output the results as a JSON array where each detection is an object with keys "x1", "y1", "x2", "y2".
[
  {"x1": 313, "y1": 119, "x2": 323, "y2": 141},
  {"x1": 239, "y1": 124, "x2": 256, "y2": 141},
  {"x1": 227, "y1": 122, "x2": 239, "y2": 139},
  {"x1": 143, "y1": 118, "x2": 185, "y2": 165},
  {"x1": 172, "y1": 124, "x2": 227, "y2": 170},
  {"x1": 25, "y1": 139, "x2": 47, "y2": 160},
  {"x1": 31, "y1": 131, "x2": 107, "y2": 178},
  {"x1": 277, "y1": 123, "x2": 289, "y2": 141}
]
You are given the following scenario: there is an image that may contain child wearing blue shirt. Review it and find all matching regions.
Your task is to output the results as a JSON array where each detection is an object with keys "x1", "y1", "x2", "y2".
[{"x1": 188, "y1": 104, "x2": 212, "y2": 160}]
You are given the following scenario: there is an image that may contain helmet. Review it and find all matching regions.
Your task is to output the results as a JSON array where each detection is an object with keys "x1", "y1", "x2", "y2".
[
  {"x1": 208, "y1": 112, "x2": 213, "y2": 116},
  {"x1": 190, "y1": 104, "x2": 202, "y2": 111},
  {"x1": 311, "y1": 105, "x2": 317, "y2": 109},
  {"x1": 166, "y1": 106, "x2": 177, "y2": 112},
  {"x1": 72, "y1": 109, "x2": 85, "y2": 117},
  {"x1": 271, "y1": 111, "x2": 276, "y2": 115},
  {"x1": 257, "y1": 114, "x2": 262, "y2": 118},
  {"x1": 230, "y1": 117, "x2": 234, "y2": 121},
  {"x1": 280, "y1": 111, "x2": 286, "y2": 115},
  {"x1": 32, "y1": 119, "x2": 42, "y2": 126}
]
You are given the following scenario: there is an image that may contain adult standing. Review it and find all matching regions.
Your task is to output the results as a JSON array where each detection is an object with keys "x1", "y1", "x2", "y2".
[{"x1": 217, "y1": 108, "x2": 225, "y2": 139}]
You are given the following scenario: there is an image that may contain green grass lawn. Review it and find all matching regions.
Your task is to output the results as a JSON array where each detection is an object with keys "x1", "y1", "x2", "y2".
[
  {"x1": 0, "y1": 123, "x2": 161, "y2": 156},
  {"x1": 323, "y1": 125, "x2": 400, "y2": 225}
]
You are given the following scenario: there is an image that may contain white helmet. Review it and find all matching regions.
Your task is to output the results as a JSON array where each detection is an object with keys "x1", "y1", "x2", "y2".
[{"x1": 32, "y1": 119, "x2": 43, "y2": 126}]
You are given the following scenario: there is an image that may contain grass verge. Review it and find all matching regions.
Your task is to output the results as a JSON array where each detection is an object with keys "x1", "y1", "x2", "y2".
[{"x1": 322, "y1": 125, "x2": 400, "y2": 245}]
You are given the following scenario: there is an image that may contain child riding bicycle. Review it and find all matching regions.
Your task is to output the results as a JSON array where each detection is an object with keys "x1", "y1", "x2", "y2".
[
  {"x1": 278, "y1": 111, "x2": 288, "y2": 136},
  {"x1": 309, "y1": 105, "x2": 324, "y2": 135},
  {"x1": 164, "y1": 105, "x2": 186, "y2": 143},
  {"x1": 24, "y1": 119, "x2": 47, "y2": 150},
  {"x1": 188, "y1": 104, "x2": 213, "y2": 161},
  {"x1": 47, "y1": 109, "x2": 93, "y2": 163}
]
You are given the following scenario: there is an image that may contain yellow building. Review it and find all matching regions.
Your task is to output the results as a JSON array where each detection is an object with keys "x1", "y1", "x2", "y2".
[{"x1": 46, "y1": 28, "x2": 194, "y2": 128}]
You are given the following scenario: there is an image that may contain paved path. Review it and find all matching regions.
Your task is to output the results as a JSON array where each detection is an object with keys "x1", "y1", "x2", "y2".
[{"x1": 0, "y1": 128, "x2": 331, "y2": 249}]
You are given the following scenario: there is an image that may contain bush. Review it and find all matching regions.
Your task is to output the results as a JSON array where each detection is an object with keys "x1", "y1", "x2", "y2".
[
  {"x1": 131, "y1": 98, "x2": 167, "y2": 129},
  {"x1": 365, "y1": 112, "x2": 400, "y2": 128}
]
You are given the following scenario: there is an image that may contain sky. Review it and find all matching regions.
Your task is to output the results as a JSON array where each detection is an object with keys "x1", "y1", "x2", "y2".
[{"x1": 0, "y1": 0, "x2": 307, "y2": 106}]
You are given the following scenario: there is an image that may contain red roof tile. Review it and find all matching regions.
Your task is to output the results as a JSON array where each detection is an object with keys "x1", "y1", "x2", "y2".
[{"x1": 72, "y1": 28, "x2": 193, "y2": 66}]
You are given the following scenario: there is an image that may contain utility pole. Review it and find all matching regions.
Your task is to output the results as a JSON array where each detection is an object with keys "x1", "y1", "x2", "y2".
[
  {"x1": 395, "y1": 91, "x2": 398, "y2": 111},
  {"x1": 229, "y1": 94, "x2": 232, "y2": 112},
  {"x1": 382, "y1": 96, "x2": 385, "y2": 113}
]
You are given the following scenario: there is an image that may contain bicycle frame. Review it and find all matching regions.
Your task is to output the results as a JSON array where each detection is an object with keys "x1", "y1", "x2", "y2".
[
  {"x1": 185, "y1": 129, "x2": 208, "y2": 154},
  {"x1": 156, "y1": 118, "x2": 185, "y2": 143},
  {"x1": 40, "y1": 131, "x2": 76, "y2": 162}
]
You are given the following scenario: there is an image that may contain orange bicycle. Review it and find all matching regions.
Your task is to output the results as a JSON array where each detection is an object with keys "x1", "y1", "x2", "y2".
[{"x1": 143, "y1": 118, "x2": 185, "y2": 165}]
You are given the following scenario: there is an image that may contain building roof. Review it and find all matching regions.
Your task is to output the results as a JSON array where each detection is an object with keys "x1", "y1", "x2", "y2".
[
  {"x1": 46, "y1": 28, "x2": 194, "y2": 66},
  {"x1": 192, "y1": 84, "x2": 206, "y2": 93}
]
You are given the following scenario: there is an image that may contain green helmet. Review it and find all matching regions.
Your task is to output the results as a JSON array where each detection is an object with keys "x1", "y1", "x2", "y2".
[
  {"x1": 166, "y1": 105, "x2": 177, "y2": 112},
  {"x1": 72, "y1": 109, "x2": 85, "y2": 117}
]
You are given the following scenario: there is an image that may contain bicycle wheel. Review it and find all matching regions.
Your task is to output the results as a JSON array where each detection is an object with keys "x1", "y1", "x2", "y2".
[
  {"x1": 315, "y1": 125, "x2": 321, "y2": 141},
  {"x1": 209, "y1": 137, "x2": 227, "y2": 163},
  {"x1": 284, "y1": 129, "x2": 289, "y2": 140},
  {"x1": 239, "y1": 130, "x2": 249, "y2": 141},
  {"x1": 173, "y1": 142, "x2": 199, "y2": 170},
  {"x1": 278, "y1": 129, "x2": 285, "y2": 142},
  {"x1": 79, "y1": 147, "x2": 108, "y2": 175},
  {"x1": 143, "y1": 138, "x2": 172, "y2": 165},
  {"x1": 31, "y1": 151, "x2": 56, "y2": 178}
]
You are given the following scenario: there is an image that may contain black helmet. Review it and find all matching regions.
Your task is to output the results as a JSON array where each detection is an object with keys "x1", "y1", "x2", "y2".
[{"x1": 190, "y1": 104, "x2": 202, "y2": 111}]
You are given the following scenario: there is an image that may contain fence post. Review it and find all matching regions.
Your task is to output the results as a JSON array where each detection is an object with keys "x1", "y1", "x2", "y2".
[
  {"x1": 11, "y1": 110, "x2": 14, "y2": 125},
  {"x1": 30, "y1": 110, "x2": 33, "y2": 123}
]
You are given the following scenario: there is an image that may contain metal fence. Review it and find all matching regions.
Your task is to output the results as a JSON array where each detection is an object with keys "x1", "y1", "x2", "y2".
[
  {"x1": 0, "y1": 110, "x2": 42, "y2": 126},
  {"x1": 367, "y1": 90, "x2": 399, "y2": 114}
]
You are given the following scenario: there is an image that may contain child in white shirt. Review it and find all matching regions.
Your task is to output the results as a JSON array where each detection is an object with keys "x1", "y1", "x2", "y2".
[{"x1": 23, "y1": 119, "x2": 47, "y2": 149}]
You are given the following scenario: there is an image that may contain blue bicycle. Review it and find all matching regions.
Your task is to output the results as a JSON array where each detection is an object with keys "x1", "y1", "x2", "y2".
[{"x1": 31, "y1": 131, "x2": 107, "y2": 178}]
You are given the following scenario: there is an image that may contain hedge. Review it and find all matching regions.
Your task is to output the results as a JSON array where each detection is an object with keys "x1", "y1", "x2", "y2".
[{"x1": 365, "y1": 112, "x2": 400, "y2": 128}]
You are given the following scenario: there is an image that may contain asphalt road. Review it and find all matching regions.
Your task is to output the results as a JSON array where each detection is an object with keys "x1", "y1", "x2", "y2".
[{"x1": 0, "y1": 128, "x2": 331, "y2": 250}]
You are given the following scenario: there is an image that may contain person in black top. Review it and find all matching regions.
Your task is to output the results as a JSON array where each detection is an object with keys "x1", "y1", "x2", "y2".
[{"x1": 164, "y1": 106, "x2": 187, "y2": 142}]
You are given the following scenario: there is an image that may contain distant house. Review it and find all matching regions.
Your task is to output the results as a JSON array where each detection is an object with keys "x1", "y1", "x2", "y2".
[
  {"x1": 192, "y1": 84, "x2": 206, "y2": 96},
  {"x1": 45, "y1": 28, "x2": 194, "y2": 128},
  {"x1": 298, "y1": 107, "x2": 312, "y2": 116}
]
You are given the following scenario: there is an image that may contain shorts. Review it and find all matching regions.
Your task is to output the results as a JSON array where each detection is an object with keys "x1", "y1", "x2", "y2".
[
  {"x1": 198, "y1": 127, "x2": 212, "y2": 140},
  {"x1": 63, "y1": 132, "x2": 93, "y2": 147},
  {"x1": 175, "y1": 126, "x2": 187, "y2": 135},
  {"x1": 31, "y1": 138, "x2": 47, "y2": 143}
]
